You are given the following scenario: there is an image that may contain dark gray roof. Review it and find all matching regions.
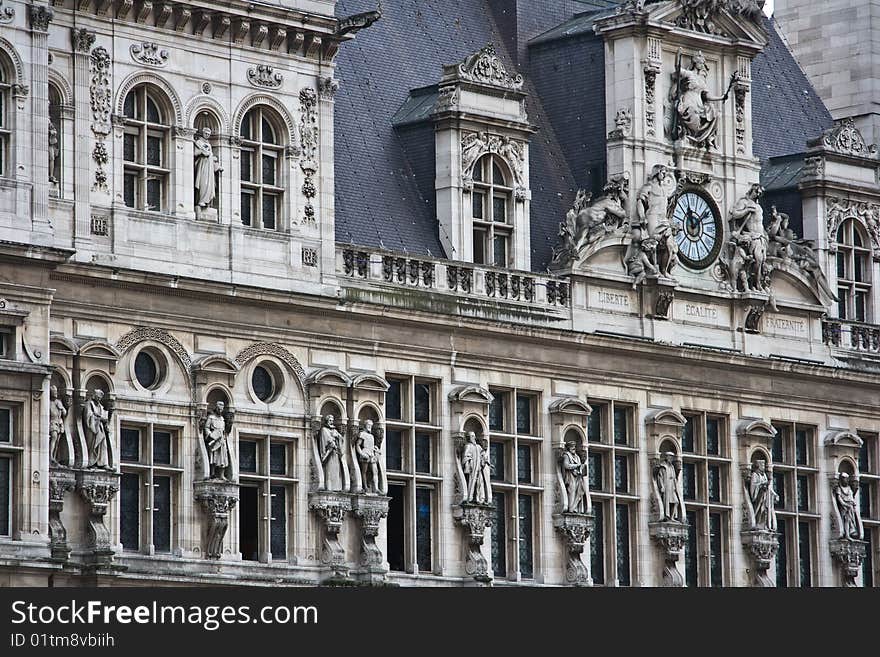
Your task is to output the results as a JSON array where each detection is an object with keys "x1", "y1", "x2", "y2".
[{"x1": 333, "y1": 3, "x2": 833, "y2": 269}]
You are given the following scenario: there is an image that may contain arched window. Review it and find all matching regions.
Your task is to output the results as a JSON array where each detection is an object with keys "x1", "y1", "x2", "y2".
[
  {"x1": 471, "y1": 154, "x2": 512, "y2": 267},
  {"x1": 836, "y1": 219, "x2": 872, "y2": 322},
  {"x1": 240, "y1": 106, "x2": 284, "y2": 230},
  {"x1": 122, "y1": 84, "x2": 171, "y2": 212},
  {"x1": 48, "y1": 84, "x2": 62, "y2": 190},
  {"x1": 0, "y1": 57, "x2": 11, "y2": 177}
]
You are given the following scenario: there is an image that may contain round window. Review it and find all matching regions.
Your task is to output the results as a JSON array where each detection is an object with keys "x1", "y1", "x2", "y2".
[
  {"x1": 134, "y1": 351, "x2": 159, "y2": 389},
  {"x1": 252, "y1": 365, "x2": 276, "y2": 402}
]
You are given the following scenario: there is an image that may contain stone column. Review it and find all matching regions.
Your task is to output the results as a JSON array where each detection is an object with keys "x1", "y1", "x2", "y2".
[
  {"x1": 553, "y1": 511, "x2": 594, "y2": 587},
  {"x1": 453, "y1": 502, "x2": 494, "y2": 584},
  {"x1": 649, "y1": 520, "x2": 688, "y2": 587},
  {"x1": 48, "y1": 467, "x2": 76, "y2": 561},
  {"x1": 71, "y1": 28, "x2": 96, "y2": 247},
  {"x1": 351, "y1": 493, "x2": 390, "y2": 585},
  {"x1": 194, "y1": 479, "x2": 239, "y2": 559},
  {"x1": 76, "y1": 469, "x2": 120, "y2": 567},
  {"x1": 309, "y1": 490, "x2": 352, "y2": 580},
  {"x1": 28, "y1": 5, "x2": 54, "y2": 241},
  {"x1": 830, "y1": 539, "x2": 867, "y2": 587}
]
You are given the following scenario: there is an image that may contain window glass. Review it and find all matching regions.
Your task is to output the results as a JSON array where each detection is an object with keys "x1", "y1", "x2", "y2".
[
  {"x1": 385, "y1": 430, "x2": 403, "y2": 471},
  {"x1": 120, "y1": 472, "x2": 140, "y2": 550},
  {"x1": 516, "y1": 445, "x2": 532, "y2": 484},
  {"x1": 490, "y1": 442, "x2": 505, "y2": 482},
  {"x1": 491, "y1": 492, "x2": 506, "y2": 577},
  {"x1": 415, "y1": 433, "x2": 431, "y2": 474},
  {"x1": 386, "y1": 380, "x2": 403, "y2": 421},
  {"x1": 616, "y1": 505, "x2": 631, "y2": 586},
  {"x1": 270, "y1": 486, "x2": 287, "y2": 560},
  {"x1": 239, "y1": 440, "x2": 258, "y2": 474},
  {"x1": 590, "y1": 503, "x2": 604, "y2": 585},
  {"x1": 152, "y1": 430, "x2": 171, "y2": 465},
  {"x1": 121, "y1": 428, "x2": 140, "y2": 462},
  {"x1": 518, "y1": 495, "x2": 534, "y2": 578},
  {"x1": 414, "y1": 383, "x2": 431, "y2": 424},
  {"x1": 0, "y1": 456, "x2": 11, "y2": 536},
  {"x1": 269, "y1": 443, "x2": 287, "y2": 476},
  {"x1": 515, "y1": 395, "x2": 532, "y2": 435},
  {"x1": 489, "y1": 392, "x2": 506, "y2": 433},
  {"x1": 153, "y1": 475, "x2": 171, "y2": 553},
  {"x1": 416, "y1": 488, "x2": 432, "y2": 572}
]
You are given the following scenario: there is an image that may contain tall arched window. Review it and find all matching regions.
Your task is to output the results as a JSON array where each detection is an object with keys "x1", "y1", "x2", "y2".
[
  {"x1": 0, "y1": 57, "x2": 11, "y2": 178},
  {"x1": 836, "y1": 219, "x2": 872, "y2": 322},
  {"x1": 471, "y1": 154, "x2": 512, "y2": 267},
  {"x1": 122, "y1": 84, "x2": 171, "y2": 212},
  {"x1": 240, "y1": 106, "x2": 284, "y2": 230}
]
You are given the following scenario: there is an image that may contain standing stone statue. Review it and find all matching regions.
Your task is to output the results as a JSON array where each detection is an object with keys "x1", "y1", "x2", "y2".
[
  {"x1": 84, "y1": 389, "x2": 112, "y2": 470},
  {"x1": 201, "y1": 402, "x2": 230, "y2": 480},
  {"x1": 833, "y1": 473, "x2": 863, "y2": 540},
  {"x1": 461, "y1": 431, "x2": 491, "y2": 505},
  {"x1": 560, "y1": 441, "x2": 590, "y2": 514},
  {"x1": 727, "y1": 184, "x2": 769, "y2": 292},
  {"x1": 551, "y1": 178, "x2": 629, "y2": 269},
  {"x1": 194, "y1": 128, "x2": 222, "y2": 213},
  {"x1": 633, "y1": 164, "x2": 678, "y2": 279},
  {"x1": 356, "y1": 419, "x2": 385, "y2": 495},
  {"x1": 748, "y1": 459, "x2": 778, "y2": 531},
  {"x1": 49, "y1": 385, "x2": 68, "y2": 466},
  {"x1": 48, "y1": 120, "x2": 59, "y2": 183},
  {"x1": 319, "y1": 415, "x2": 346, "y2": 492},
  {"x1": 672, "y1": 50, "x2": 736, "y2": 150},
  {"x1": 653, "y1": 452, "x2": 683, "y2": 522}
]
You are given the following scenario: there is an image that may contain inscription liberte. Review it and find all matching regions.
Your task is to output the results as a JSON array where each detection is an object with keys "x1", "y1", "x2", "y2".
[{"x1": 596, "y1": 290, "x2": 630, "y2": 307}]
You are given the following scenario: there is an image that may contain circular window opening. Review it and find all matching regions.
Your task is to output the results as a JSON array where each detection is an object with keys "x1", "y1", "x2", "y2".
[
  {"x1": 134, "y1": 351, "x2": 160, "y2": 389},
  {"x1": 252, "y1": 365, "x2": 276, "y2": 402}
]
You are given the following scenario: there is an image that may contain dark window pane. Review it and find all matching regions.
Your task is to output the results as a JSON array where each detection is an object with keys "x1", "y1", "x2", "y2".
[
  {"x1": 515, "y1": 395, "x2": 532, "y2": 435},
  {"x1": 472, "y1": 160, "x2": 483, "y2": 183},
  {"x1": 415, "y1": 433, "x2": 431, "y2": 474},
  {"x1": 386, "y1": 430, "x2": 403, "y2": 472},
  {"x1": 146, "y1": 135, "x2": 162, "y2": 166},
  {"x1": 261, "y1": 117, "x2": 275, "y2": 144},
  {"x1": 615, "y1": 455, "x2": 628, "y2": 494},
  {"x1": 134, "y1": 352, "x2": 158, "y2": 389},
  {"x1": 262, "y1": 154, "x2": 276, "y2": 186},
  {"x1": 123, "y1": 133, "x2": 136, "y2": 162},
  {"x1": 709, "y1": 513, "x2": 723, "y2": 587},
  {"x1": 124, "y1": 173, "x2": 137, "y2": 208},
  {"x1": 492, "y1": 161, "x2": 505, "y2": 185},
  {"x1": 836, "y1": 252, "x2": 846, "y2": 278},
  {"x1": 0, "y1": 457, "x2": 9, "y2": 536},
  {"x1": 490, "y1": 442, "x2": 505, "y2": 482},
  {"x1": 239, "y1": 486, "x2": 259, "y2": 561},
  {"x1": 517, "y1": 445, "x2": 532, "y2": 484},
  {"x1": 123, "y1": 92, "x2": 136, "y2": 118},
  {"x1": 489, "y1": 391, "x2": 506, "y2": 433},
  {"x1": 240, "y1": 192, "x2": 253, "y2": 226},
  {"x1": 153, "y1": 475, "x2": 171, "y2": 553},
  {"x1": 252, "y1": 365, "x2": 274, "y2": 402},
  {"x1": 146, "y1": 96, "x2": 160, "y2": 123},
  {"x1": 859, "y1": 437, "x2": 871, "y2": 474},
  {"x1": 492, "y1": 492, "x2": 506, "y2": 577},
  {"x1": 146, "y1": 177, "x2": 161, "y2": 211},
  {"x1": 588, "y1": 405, "x2": 604, "y2": 442},
  {"x1": 855, "y1": 253, "x2": 866, "y2": 283},
  {"x1": 240, "y1": 112, "x2": 253, "y2": 141},
  {"x1": 861, "y1": 481, "x2": 872, "y2": 520},
  {"x1": 706, "y1": 418, "x2": 720, "y2": 455},
  {"x1": 685, "y1": 510, "x2": 698, "y2": 587},
  {"x1": 493, "y1": 234, "x2": 507, "y2": 267},
  {"x1": 270, "y1": 486, "x2": 286, "y2": 560},
  {"x1": 796, "y1": 429, "x2": 809, "y2": 466},
  {"x1": 414, "y1": 383, "x2": 431, "y2": 424},
  {"x1": 121, "y1": 428, "x2": 140, "y2": 463},
  {"x1": 270, "y1": 443, "x2": 286, "y2": 476},
  {"x1": 773, "y1": 471, "x2": 786, "y2": 509},
  {"x1": 492, "y1": 196, "x2": 507, "y2": 224},
  {"x1": 240, "y1": 150, "x2": 253, "y2": 182},
  {"x1": 613, "y1": 407, "x2": 629, "y2": 446},
  {"x1": 239, "y1": 440, "x2": 258, "y2": 474},
  {"x1": 708, "y1": 465, "x2": 721, "y2": 503},
  {"x1": 776, "y1": 520, "x2": 788, "y2": 588},
  {"x1": 797, "y1": 475, "x2": 809, "y2": 512},
  {"x1": 472, "y1": 191, "x2": 485, "y2": 220},
  {"x1": 588, "y1": 452, "x2": 603, "y2": 491},
  {"x1": 262, "y1": 194, "x2": 277, "y2": 230},
  {"x1": 416, "y1": 488, "x2": 432, "y2": 573},
  {"x1": 518, "y1": 495, "x2": 534, "y2": 579},
  {"x1": 683, "y1": 462, "x2": 697, "y2": 501},
  {"x1": 616, "y1": 504, "x2": 631, "y2": 586},
  {"x1": 387, "y1": 485, "x2": 405, "y2": 572},
  {"x1": 863, "y1": 531, "x2": 874, "y2": 588},
  {"x1": 772, "y1": 428, "x2": 785, "y2": 463},
  {"x1": 385, "y1": 380, "x2": 402, "y2": 421},
  {"x1": 591, "y1": 503, "x2": 604, "y2": 585},
  {"x1": 0, "y1": 408, "x2": 8, "y2": 443},
  {"x1": 682, "y1": 417, "x2": 695, "y2": 453},
  {"x1": 473, "y1": 228, "x2": 486, "y2": 265},
  {"x1": 798, "y1": 521, "x2": 812, "y2": 587},
  {"x1": 120, "y1": 472, "x2": 140, "y2": 551},
  {"x1": 152, "y1": 430, "x2": 171, "y2": 465}
]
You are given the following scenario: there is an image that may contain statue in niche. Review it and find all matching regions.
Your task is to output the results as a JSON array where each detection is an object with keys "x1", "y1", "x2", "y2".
[
  {"x1": 833, "y1": 472, "x2": 863, "y2": 540},
  {"x1": 48, "y1": 120, "x2": 59, "y2": 184},
  {"x1": 671, "y1": 50, "x2": 736, "y2": 150},
  {"x1": 460, "y1": 431, "x2": 491, "y2": 505},
  {"x1": 559, "y1": 441, "x2": 590, "y2": 514},
  {"x1": 652, "y1": 452, "x2": 683, "y2": 522},
  {"x1": 49, "y1": 385, "x2": 68, "y2": 466},
  {"x1": 767, "y1": 206, "x2": 837, "y2": 300},
  {"x1": 748, "y1": 459, "x2": 778, "y2": 531},
  {"x1": 318, "y1": 415, "x2": 346, "y2": 492},
  {"x1": 552, "y1": 178, "x2": 629, "y2": 269},
  {"x1": 201, "y1": 401, "x2": 232, "y2": 481},
  {"x1": 194, "y1": 127, "x2": 222, "y2": 214},
  {"x1": 629, "y1": 164, "x2": 678, "y2": 282},
  {"x1": 356, "y1": 419, "x2": 385, "y2": 495},
  {"x1": 726, "y1": 184, "x2": 770, "y2": 292},
  {"x1": 84, "y1": 389, "x2": 113, "y2": 470}
]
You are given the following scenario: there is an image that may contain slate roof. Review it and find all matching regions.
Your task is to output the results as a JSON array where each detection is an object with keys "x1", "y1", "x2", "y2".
[{"x1": 333, "y1": 1, "x2": 833, "y2": 271}]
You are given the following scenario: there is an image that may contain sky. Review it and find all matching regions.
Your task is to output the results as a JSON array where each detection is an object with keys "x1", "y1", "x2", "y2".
[{"x1": 764, "y1": 0, "x2": 774, "y2": 16}]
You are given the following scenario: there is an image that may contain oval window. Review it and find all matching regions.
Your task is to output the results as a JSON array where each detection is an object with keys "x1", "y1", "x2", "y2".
[
  {"x1": 134, "y1": 351, "x2": 159, "y2": 389},
  {"x1": 252, "y1": 365, "x2": 276, "y2": 402}
]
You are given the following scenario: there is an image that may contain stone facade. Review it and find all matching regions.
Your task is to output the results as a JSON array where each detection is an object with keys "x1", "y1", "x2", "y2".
[{"x1": 0, "y1": 0, "x2": 877, "y2": 587}]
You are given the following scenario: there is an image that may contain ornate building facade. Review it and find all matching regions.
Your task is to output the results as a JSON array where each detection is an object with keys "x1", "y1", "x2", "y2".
[{"x1": 0, "y1": 0, "x2": 877, "y2": 587}]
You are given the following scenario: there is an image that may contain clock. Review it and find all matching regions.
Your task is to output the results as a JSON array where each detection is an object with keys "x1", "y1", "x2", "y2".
[{"x1": 671, "y1": 191, "x2": 723, "y2": 270}]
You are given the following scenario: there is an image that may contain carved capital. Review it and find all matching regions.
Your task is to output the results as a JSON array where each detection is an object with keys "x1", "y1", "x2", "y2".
[
  {"x1": 194, "y1": 480, "x2": 239, "y2": 560},
  {"x1": 649, "y1": 520, "x2": 688, "y2": 587},
  {"x1": 742, "y1": 528, "x2": 779, "y2": 587},
  {"x1": 29, "y1": 4, "x2": 54, "y2": 32},
  {"x1": 830, "y1": 538, "x2": 867, "y2": 587}
]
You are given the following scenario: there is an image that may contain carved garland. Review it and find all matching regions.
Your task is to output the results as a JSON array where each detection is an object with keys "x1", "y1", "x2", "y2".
[
  {"x1": 247, "y1": 65, "x2": 283, "y2": 89},
  {"x1": 299, "y1": 88, "x2": 319, "y2": 225},
  {"x1": 116, "y1": 326, "x2": 193, "y2": 370},
  {"x1": 643, "y1": 61, "x2": 660, "y2": 138},
  {"x1": 456, "y1": 44, "x2": 523, "y2": 91},
  {"x1": 234, "y1": 342, "x2": 306, "y2": 389},
  {"x1": 130, "y1": 42, "x2": 169, "y2": 67},
  {"x1": 826, "y1": 197, "x2": 880, "y2": 260},
  {"x1": 461, "y1": 131, "x2": 525, "y2": 189},
  {"x1": 822, "y1": 118, "x2": 878, "y2": 158}
]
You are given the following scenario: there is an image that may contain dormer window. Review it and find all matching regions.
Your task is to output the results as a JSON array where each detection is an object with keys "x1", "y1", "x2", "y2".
[
  {"x1": 836, "y1": 219, "x2": 872, "y2": 322},
  {"x1": 471, "y1": 154, "x2": 512, "y2": 267}
]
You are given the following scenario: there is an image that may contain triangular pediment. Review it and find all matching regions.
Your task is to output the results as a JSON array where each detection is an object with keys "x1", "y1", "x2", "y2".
[{"x1": 647, "y1": 1, "x2": 768, "y2": 46}]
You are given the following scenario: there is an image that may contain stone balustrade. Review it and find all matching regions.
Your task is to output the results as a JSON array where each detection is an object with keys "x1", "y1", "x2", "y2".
[{"x1": 822, "y1": 318, "x2": 880, "y2": 353}]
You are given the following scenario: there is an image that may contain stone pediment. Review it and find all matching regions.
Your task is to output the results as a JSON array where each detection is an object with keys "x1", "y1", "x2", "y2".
[
  {"x1": 769, "y1": 262, "x2": 835, "y2": 308},
  {"x1": 351, "y1": 372, "x2": 390, "y2": 392},
  {"x1": 824, "y1": 431, "x2": 863, "y2": 449},
  {"x1": 442, "y1": 44, "x2": 524, "y2": 92},
  {"x1": 191, "y1": 354, "x2": 240, "y2": 376},
  {"x1": 448, "y1": 384, "x2": 494, "y2": 404},
  {"x1": 549, "y1": 397, "x2": 593, "y2": 417},
  {"x1": 810, "y1": 118, "x2": 878, "y2": 160},
  {"x1": 306, "y1": 367, "x2": 352, "y2": 389},
  {"x1": 641, "y1": 0, "x2": 768, "y2": 46}
]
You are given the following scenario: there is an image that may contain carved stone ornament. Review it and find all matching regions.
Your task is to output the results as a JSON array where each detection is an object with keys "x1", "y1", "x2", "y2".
[
  {"x1": 820, "y1": 118, "x2": 877, "y2": 159},
  {"x1": 434, "y1": 85, "x2": 460, "y2": 113},
  {"x1": 766, "y1": 206, "x2": 837, "y2": 302},
  {"x1": 29, "y1": 4, "x2": 54, "y2": 32},
  {"x1": 234, "y1": 342, "x2": 306, "y2": 384},
  {"x1": 0, "y1": 0, "x2": 14, "y2": 24},
  {"x1": 116, "y1": 326, "x2": 192, "y2": 369},
  {"x1": 247, "y1": 64, "x2": 283, "y2": 89},
  {"x1": 194, "y1": 479, "x2": 239, "y2": 560},
  {"x1": 89, "y1": 47, "x2": 112, "y2": 137},
  {"x1": 130, "y1": 42, "x2": 170, "y2": 67},
  {"x1": 830, "y1": 538, "x2": 868, "y2": 588},
  {"x1": 72, "y1": 27, "x2": 96, "y2": 53},
  {"x1": 461, "y1": 131, "x2": 525, "y2": 188},
  {"x1": 553, "y1": 511, "x2": 594, "y2": 586},
  {"x1": 675, "y1": 0, "x2": 763, "y2": 37},
  {"x1": 309, "y1": 490, "x2": 353, "y2": 577},
  {"x1": 455, "y1": 44, "x2": 523, "y2": 91},
  {"x1": 649, "y1": 520, "x2": 688, "y2": 587},
  {"x1": 453, "y1": 502, "x2": 495, "y2": 583},
  {"x1": 300, "y1": 88, "x2": 319, "y2": 224},
  {"x1": 352, "y1": 494, "x2": 391, "y2": 581},
  {"x1": 627, "y1": 164, "x2": 678, "y2": 287},
  {"x1": 720, "y1": 184, "x2": 772, "y2": 293},
  {"x1": 76, "y1": 469, "x2": 120, "y2": 564},
  {"x1": 336, "y1": 8, "x2": 382, "y2": 37},
  {"x1": 318, "y1": 76, "x2": 339, "y2": 101},
  {"x1": 48, "y1": 468, "x2": 76, "y2": 561},
  {"x1": 742, "y1": 529, "x2": 779, "y2": 587},
  {"x1": 826, "y1": 197, "x2": 880, "y2": 260},
  {"x1": 609, "y1": 107, "x2": 633, "y2": 140}
]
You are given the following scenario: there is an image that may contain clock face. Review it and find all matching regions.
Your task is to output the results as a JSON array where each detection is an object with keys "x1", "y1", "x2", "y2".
[{"x1": 671, "y1": 192, "x2": 722, "y2": 270}]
